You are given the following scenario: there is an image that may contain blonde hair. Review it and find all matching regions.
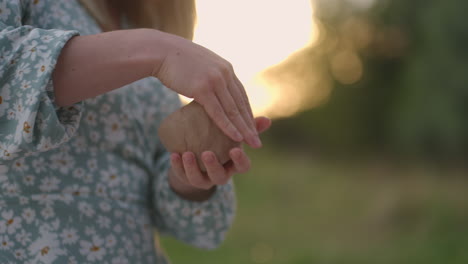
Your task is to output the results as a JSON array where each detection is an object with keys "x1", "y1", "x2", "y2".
[{"x1": 79, "y1": 0, "x2": 197, "y2": 40}]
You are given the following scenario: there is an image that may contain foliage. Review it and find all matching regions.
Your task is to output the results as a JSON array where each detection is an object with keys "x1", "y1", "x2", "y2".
[{"x1": 267, "y1": 0, "x2": 468, "y2": 157}]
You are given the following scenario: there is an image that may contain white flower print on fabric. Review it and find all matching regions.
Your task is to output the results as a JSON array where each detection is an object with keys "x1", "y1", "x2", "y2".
[
  {"x1": 3, "y1": 183, "x2": 20, "y2": 197},
  {"x1": 0, "y1": 210, "x2": 22, "y2": 234},
  {"x1": 79, "y1": 236, "x2": 107, "y2": 261},
  {"x1": 15, "y1": 62, "x2": 32, "y2": 80},
  {"x1": 0, "y1": 235, "x2": 15, "y2": 250},
  {"x1": 22, "y1": 174, "x2": 35, "y2": 186},
  {"x1": 0, "y1": 1, "x2": 11, "y2": 21},
  {"x1": 60, "y1": 228, "x2": 79, "y2": 245},
  {"x1": 19, "y1": 196, "x2": 29, "y2": 205},
  {"x1": 22, "y1": 40, "x2": 48, "y2": 61},
  {"x1": 21, "y1": 208, "x2": 36, "y2": 224},
  {"x1": 78, "y1": 202, "x2": 95, "y2": 218},
  {"x1": 49, "y1": 152, "x2": 75, "y2": 174},
  {"x1": 25, "y1": 89, "x2": 39, "y2": 106},
  {"x1": 103, "y1": 113, "x2": 126, "y2": 143},
  {"x1": 105, "y1": 234, "x2": 117, "y2": 248},
  {"x1": 72, "y1": 136, "x2": 87, "y2": 153},
  {"x1": 28, "y1": 229, "x2": 66, "y2": 263},
  {"x1": 34, "y1": 56, "x2": 53, "y2": 76},
  {"x1": 72, "y1": 167, "x2": 85, "y2": 179},
  {"x1": 63, "y1": 184, "x2": 90, "y2": 197},
  {"x1": 99, "y1": 201, "x2": 111, "y2": 212},
  {"x1": 15, "y1": 230, "x2": 32, "y2": 246},
  {"x1": 84, "y1": 111, "x2": 98, "y2": 126},
  {"x1": 100, "y1": 167, "x2": 121, "y2": 187},
  {"x1": 31, "y1": 157, "x2": 47, "y2": 173},
  {"x1": 13, "y1": 248, "x2": 26, "y2": 260},
  {"x1": 20, "y1": 80, "x2": 32, "y2": 90},
  {"x1": 0, "y1": 0, "x2": 236, "y2": 263},
  {"x1": 111, "y1": 256, "x2": 130, "y2": 264},
  {"x1": 41, "y1": 206, "x2": 55, "y2": 219},
  {"x1": 97, "y1": 215, "x2": 111, "y2": 229},
  {"x1": 13, "y1": 158, "x2": 29, "y2": 172},
  {"x1": 39, "y1": 177, "x2": 60, "y2": 192},
  {"x1": 0, "y1": 84, "x2": 11, "y2": 117},
  {"x1": 5, "y1": 108, "x2": 16, "y2": 120}
]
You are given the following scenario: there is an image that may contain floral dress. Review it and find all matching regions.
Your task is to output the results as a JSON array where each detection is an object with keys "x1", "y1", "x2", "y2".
[{"x1": 0, "y1": 0, "x2": 236, "y2": 263}]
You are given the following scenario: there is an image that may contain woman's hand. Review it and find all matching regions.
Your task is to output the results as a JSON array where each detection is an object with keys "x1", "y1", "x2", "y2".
[
  {"x1": 168, "y1": 117, "x2": 271, "y2": 201},
  {"x1": 151, "y1": 30, "x2": 261, "y2": 148},
  {"x1": 54, "y1": 28, "x2": 260, "y2": 147}
]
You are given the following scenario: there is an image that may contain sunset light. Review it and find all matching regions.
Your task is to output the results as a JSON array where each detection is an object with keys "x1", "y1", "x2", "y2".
[{"x1": 192, "y1": 0, "x2": 317, "y2": 118}]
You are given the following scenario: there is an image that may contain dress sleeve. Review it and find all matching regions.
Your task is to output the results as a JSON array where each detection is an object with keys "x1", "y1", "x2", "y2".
[
  {"x1": 0, "y1": 0, "x2": 82, "y2": 161},
  {"x1": 152, "y1": 152, "x2": 237, "y2": 249},
  {"x1": 150, "y1": 91, "x2": 237, "y2": 250}
]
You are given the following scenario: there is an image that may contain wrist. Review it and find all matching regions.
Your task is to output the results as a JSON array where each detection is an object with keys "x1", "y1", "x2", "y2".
[
  {"x1": 127, "y1": 28, "x2": 168, "y2": 78},
  {"x1": 138, "y1": 28, "x2": 179, "y2": 78},
  {"x1": 168, "y1": 167, "x2": 217, "y2": 202}
]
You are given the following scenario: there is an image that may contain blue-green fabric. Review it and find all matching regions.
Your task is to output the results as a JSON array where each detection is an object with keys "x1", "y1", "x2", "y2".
[{"x1": 0, "y1": 0, "x2": 236, "y2": 263}]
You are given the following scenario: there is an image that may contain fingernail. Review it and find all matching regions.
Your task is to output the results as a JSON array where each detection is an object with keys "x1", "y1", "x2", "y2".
[
  {"x1": 205, "y1": 153, "x2": 214, "y2": 163},
  {"x1": 251, "y1": 136, "x2": 262, "y2": 148},
  {"x1": 183, "y1": 154, "x2": 193, "y2": 163},
  {"x1": 233, "y1": 149, "x2": 242, "y2": 158}
]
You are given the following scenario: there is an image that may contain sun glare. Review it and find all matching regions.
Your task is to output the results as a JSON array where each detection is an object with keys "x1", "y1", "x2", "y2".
[{"x1": 191, "y1": 0, "x2": 317, "y2": 118}]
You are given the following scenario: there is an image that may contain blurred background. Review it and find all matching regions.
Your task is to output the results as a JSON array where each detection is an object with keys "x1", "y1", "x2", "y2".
[{"x1": 161, "y1": 0, "x2": 468, "y2": 263}]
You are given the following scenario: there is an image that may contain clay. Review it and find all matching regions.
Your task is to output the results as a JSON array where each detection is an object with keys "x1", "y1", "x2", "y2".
[{"x1": 158, "y1": 101, "x2": 241, "y2": 172}]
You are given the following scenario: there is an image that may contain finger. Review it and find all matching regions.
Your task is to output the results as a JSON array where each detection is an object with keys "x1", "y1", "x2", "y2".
[
  {"x1": 197, "y1": 93, "x2": 243, "y2": 142},
  {"x1": 234, "y1": 75, "x2": 255, "y2": 120},
  {"x1": 215, "y1": 82, "x2": 260, "y2": 148},
  {"x1": 229, "y1": 148, "x2": 251, "y2": 174},
  {"x1": 202, "y1": 151, "x2": 230, "y2": 185},
  {"x1": 182, "y1": 152, "x2": 213, "y2": 190},
  {"x1": 170, "y1": 153, "x2": 188, "y2": 183},
  {"x1": 227, "y1": 78, "x2": 259, "y2": 145},
  {"x1": 233, "y1": 76, "x2": 261, "y2": 147},
  {"x1": 255, "y1": 116, "x2": 272, "y2": 134}
]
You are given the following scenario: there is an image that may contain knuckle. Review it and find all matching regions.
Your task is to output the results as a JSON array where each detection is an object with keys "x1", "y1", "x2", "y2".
[
  {"x1": 216, "y1": 112, "x2": 232, "y2": 130},
  {"x1": 226, "y1": 61, "x2": 234, "y2": 71},
  {"x1": 193, "y1": 82, "x2": 212, "y2": 99},
  {"x1": 205, "y1": 70, "x2": 224, "y2": 87},
  {"x1": 226, "y1": 108, "x2": 241, "y2": 119},
  {"x1": 219, "y1": 62, "x2": 232, "y2": 78},
  {"x1": 210, "y1": 107, "x2": 225, "y2": 124}
]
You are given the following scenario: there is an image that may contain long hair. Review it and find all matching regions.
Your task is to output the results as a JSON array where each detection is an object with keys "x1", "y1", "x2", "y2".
[{"x1": 79, "y1": 0, "x2": 197, "y2": 40}]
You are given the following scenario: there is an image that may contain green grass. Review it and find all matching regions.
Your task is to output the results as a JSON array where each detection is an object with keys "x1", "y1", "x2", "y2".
[{"x1": 160, "y1": 144, "x2": 468, "y2": 264}]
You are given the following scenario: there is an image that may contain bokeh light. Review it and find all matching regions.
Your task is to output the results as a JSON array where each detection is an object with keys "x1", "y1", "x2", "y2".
[
  {"x1": 191, "y1": 0, "x2": 317, "y2": 117},
  {"x1": 330, "y1": 50, "x2": 363, "y2": 85}
]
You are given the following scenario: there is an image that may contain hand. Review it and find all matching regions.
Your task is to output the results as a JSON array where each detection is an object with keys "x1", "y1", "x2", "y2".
[
  {"x1": 168, "y1": 117, "x2": 271, "y2": 201},
  {"x1": 150, "y1": 30, "x2": 261, "y2": 148}
]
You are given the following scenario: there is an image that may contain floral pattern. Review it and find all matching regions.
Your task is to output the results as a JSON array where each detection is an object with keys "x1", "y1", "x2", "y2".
[{"x1": 0, "y1": 0, "x2": 236, "y2": 263}]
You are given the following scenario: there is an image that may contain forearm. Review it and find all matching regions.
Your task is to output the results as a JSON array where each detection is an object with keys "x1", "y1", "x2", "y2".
[{"x1": 52, "y1": 28, "x2": 167, "y2": 106}]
